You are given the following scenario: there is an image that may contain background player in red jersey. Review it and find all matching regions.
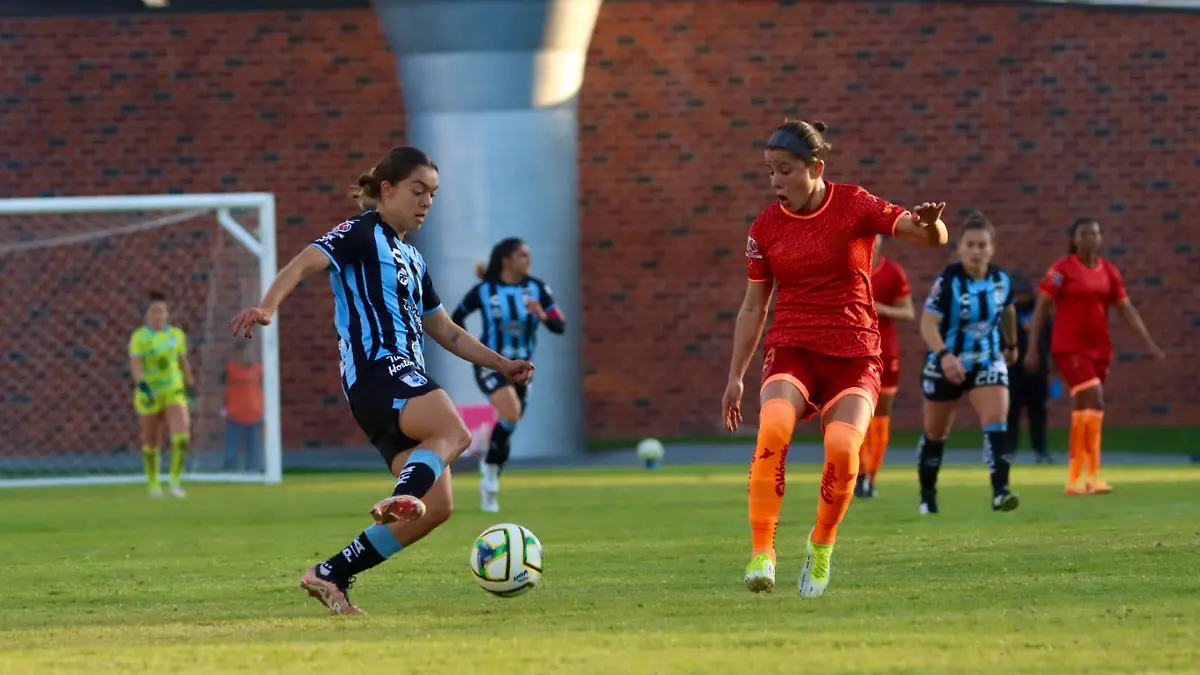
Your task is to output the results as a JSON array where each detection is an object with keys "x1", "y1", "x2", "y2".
[
  {"x1": 1025, "y1": 218, "x2": 1164, "y2": 495},
  {"x1": 722, "y1": 120, "x2": 947, "y2": 598},
  {"x1": 856, "y1": 235, "x2": 914, "y2": 498}
]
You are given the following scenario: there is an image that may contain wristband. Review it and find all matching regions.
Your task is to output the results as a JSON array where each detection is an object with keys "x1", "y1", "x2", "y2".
[
  {"x1": 936, "y1": 348, "x2": 951, "y2": 361},
  {"x1": 137, "y1": 381, "x2": 153, "y2": 397}
]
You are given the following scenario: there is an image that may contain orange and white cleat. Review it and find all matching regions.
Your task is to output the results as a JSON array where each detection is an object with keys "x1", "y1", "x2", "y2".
[
  {"x1": 298, "y1": 565, "x2": 364, "y2": 615},
  {"x1": 1086, "y1": 479, "x2": 1113, "y2": 494},
  {"x1": 369, "y1": 494, "x2": 426, "y2": 525}
]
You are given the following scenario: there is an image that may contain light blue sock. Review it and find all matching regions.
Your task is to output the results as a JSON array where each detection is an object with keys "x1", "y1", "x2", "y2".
[{"x1": 363, "y1": 523, "x2": 405, "y2": 559}]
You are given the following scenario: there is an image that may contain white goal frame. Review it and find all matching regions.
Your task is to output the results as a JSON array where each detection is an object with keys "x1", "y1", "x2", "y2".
[{"x1": 0, "y1": 193, "x2": 282, "y2": 487}]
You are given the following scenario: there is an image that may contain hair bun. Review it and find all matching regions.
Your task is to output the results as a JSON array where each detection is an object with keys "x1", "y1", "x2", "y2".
[
  {"x1": 810, "y1": 121, "x2": 828, "y2": 133},
  {"x1": 356, "y1": 172, "x2": 374, "y2": 188}
]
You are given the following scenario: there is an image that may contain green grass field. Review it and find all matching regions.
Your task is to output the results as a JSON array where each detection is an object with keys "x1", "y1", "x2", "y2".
[{"x1": 2, "y1": 464, "x2": 1198, "y2": 674}]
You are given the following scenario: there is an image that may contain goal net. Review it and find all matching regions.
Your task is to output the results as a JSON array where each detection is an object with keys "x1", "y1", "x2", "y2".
[{"x1": 0, "y1": 193, "x2": 281, "y2": 488}]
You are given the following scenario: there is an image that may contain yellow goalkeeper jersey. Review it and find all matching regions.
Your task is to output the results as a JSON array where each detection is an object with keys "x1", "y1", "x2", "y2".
[{"x1": 129, "y1": 325, "x2": 187, "y2": 392}]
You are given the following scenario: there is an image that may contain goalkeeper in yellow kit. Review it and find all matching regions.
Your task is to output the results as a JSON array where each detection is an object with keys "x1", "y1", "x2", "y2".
[{"x1": 129, "y1": 291, "x2": 196, "y2": 497}]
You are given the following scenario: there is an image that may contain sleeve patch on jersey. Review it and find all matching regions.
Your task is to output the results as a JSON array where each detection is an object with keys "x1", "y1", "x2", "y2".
[
  {"x1": 1048, "y1": 271, "x2": 1064, "y2": 287},
  {"x1": 335, "y1": 220, "x2": 353, "y2": 234},
  {"x1": 745, "y1": 236, "x2": 762, "y2": 259}
]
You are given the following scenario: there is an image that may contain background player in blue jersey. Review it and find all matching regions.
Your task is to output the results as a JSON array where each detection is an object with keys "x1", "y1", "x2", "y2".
[
  {"x1": 229, "y1": 146, "x2": 534, "y2": 615},
  {"x1": 452, "y1": 237, "x2": 566, "y2": 513},
  {"x1": 916, "y1": 214, "x2": 1020, "y2": 515}
]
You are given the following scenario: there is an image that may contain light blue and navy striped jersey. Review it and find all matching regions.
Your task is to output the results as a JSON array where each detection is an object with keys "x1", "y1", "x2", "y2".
[
  {"x1": 451, "y1": 277, "x2": 560, "y2": 361},
  {"x1": 923, "y1": 262, "x2": 1014, "y2": 367},
  {"x1": 309, "y1": 211, "x2": 443, "y2": 388}
]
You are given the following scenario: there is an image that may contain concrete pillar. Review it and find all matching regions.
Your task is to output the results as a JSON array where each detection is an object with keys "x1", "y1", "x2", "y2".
[{"x1": 373, "y1": 0, "x2": 602, "y2": 459}]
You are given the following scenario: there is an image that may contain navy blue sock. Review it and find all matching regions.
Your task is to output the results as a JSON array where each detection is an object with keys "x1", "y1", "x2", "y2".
[
  {"x1": 391, "y1": 449, "x2": 445, "y2": 499},
  {"x1": 484, "y1": 419, "x2": 518, "y2": 469},
  {"x1": 983, "y1": 421, "x2": 1012, "y2": 496},
  {"x1": 917, "y1": 435, "x2": 944, "y2": 500},
  {"x1": 318, "y1": 524, "x2": 404, "y2": 583}
]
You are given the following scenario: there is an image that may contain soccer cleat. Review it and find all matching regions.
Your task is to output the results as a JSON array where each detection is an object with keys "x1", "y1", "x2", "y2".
[
  {"x1": 167, "y1": 484, "x2": 186, "y2": 499},
  {"x1": 798, "y1": 535, "x2": 833, "y2": 599},
  {"x1": 992, "y1": 491, "x2": 1020, "y2": 512},
  {"x1": 370, "y1": 494, "x2": 426, "y2": 525},
  {"x1": 480, "y1": 491, "x2": 500, "y2": 513},
  {"x1": 1086, "y1": 479, "x2": 1113, "y2": 494},
  {"x1": 1065, "y1": 482, "x2": 1087, "y2": 496},
  {"x1": 919, "y1": 491, "x2": 939, "y2": 515},
  {"x1": 299, "y1": 565, "x2": 364, "y2": 616},
  {"x1": 853, "y1": 474, "x2": 869, "y2": 498},
  {"x1": 743, "y1": 552, "x2": 776, "y2": 593},
  {"x1": 148, "y1": 486, "x2": 163, "y2": 498}
]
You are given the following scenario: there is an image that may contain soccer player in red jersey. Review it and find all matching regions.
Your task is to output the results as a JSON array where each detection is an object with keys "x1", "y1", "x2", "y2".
[
  {"x1": 722, "y1": 120, "x2": 948, "y2": 597},
  {"x1": 1025, "y1": 218, "x2": 1164, "y2": 495},
  {"x1": 855, "y1": 235, "x2": 914, "y2": 498}
]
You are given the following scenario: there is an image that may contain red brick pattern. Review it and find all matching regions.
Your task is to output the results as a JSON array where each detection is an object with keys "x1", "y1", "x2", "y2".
[{"x1": 1, "y1": 4, "x2": 1196, "y2": 452}]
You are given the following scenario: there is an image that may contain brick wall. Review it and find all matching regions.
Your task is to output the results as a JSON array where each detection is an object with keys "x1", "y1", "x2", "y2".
[{"x1": 1, "y1": 3, "x2": 1196, "y2": 451}]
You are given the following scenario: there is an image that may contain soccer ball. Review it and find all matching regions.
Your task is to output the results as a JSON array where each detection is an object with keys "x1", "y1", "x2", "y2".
[
  {"x1": 636, "y1": 438, "x2": 665, "y2": 469},
  {"x1": 470, "y1": 523, "x2": 544, "y2": 597}
]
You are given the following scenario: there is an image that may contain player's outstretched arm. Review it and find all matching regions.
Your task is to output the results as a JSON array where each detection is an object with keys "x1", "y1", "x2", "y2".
[
  {"x1": 423, "y1": 308, "x2": 534, "y2": 384},
  {"x1": 1116, "y1": 299, "x2": 1166, "y2": 360},
  {"x1": 230, "y1": 246, "x2": 330, "y2": 337},
  {"x1": 722, "y1": 281, "x2": 773, "y2": 432},
  {"x1": 894, "y1": 202, "x2": 949, "y2": 246}
]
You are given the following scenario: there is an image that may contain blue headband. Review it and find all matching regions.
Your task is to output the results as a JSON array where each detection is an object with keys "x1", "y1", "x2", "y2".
[{"x1": 766, "y1": 129, "x2": 814, "y2": 162}]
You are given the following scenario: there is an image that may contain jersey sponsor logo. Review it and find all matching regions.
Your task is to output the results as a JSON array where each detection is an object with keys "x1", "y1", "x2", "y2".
[
  {"x1": 390, "y1": 245, "x2": 412, "y2": 286},
  {"x1": 993, "y1": 285, "x2": 1007, "y2": 305},
  {"x1": 745, "y1": 236, "x2": 763, "y2": 260},
  {"x1": 314, "y1": 219, "x2": 350, "y2": 246},
  {"x1": 964, "y1": 321, "x2": 994, "y2": 339}
]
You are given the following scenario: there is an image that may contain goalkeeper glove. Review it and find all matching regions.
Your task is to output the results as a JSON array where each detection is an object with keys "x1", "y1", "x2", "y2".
[{"x1": 137, "y1": 381, "x2": 154, "y2": 401}]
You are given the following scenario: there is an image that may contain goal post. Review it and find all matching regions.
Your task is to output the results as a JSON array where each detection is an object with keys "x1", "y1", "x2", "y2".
[{"x1": 0, "y1": 193, "x2": 281, "y2": 488}]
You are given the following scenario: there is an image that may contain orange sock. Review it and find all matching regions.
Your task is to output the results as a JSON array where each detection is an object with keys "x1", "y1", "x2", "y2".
[
  {"x1": 748, "y1": 398, "x2": 797, "y2": 559},
  {"x1": 869, "y1": 416, "x2": 891, "y2": 479},
  {"x1": 1067, "y1": 411, "x2": 1087, "y2": 485},
  {"x1": 1084, "y1": 410, "x2": 1104, "y2": 478},
  {"x1": 859, "y1": 420, "x2": 876, "y2": 479},
  {"x1": 811, "y1": 421, "x2": 863, "y2": 546}
]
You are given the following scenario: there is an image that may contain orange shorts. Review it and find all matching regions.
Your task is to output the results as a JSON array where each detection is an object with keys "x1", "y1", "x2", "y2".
[
  {"x1": 1053, "y1": 352, "x2": 1110, "y2": 395},
  {"x1": 761, "y1": 346, "x2": 882, "y2": 421},
  {"x1": 879, "y1": 355, "x2": 901, "y2": 394}
]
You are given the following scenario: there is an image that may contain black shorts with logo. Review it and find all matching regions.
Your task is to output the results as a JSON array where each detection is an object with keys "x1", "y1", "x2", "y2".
[
  {"x1": 346, "y1": 355, "x2": 441, "y2": 468},
  {"x1": 920, "y1": 355, "x2": 1010, "y2": 402},
  {"x1": 472, "y1": 364, "x2": 529, "y2": 410}
]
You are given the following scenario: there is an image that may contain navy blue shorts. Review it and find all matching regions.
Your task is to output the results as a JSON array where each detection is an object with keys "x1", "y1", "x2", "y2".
[
  {"x1": 472, "y1": 364, "x2": 529, "y2": 409},
  {"x1": 347, "y1": 356, "x2": 441, "y2": 468},
  {"x1": 920, "y1": 356, "x2": 1009, "y2": 402}
]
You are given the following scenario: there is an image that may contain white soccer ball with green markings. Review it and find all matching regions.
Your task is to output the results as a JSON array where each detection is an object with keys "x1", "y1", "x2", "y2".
[
  {"x1": 636, "y1": 438, "x2": 665, "y2": 467},
  {"x1": 470, "y1": 523, "x2": 544, "y2": 597}
]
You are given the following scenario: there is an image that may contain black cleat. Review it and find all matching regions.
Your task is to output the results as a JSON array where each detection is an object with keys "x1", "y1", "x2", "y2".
[{"x1": 992, "y1": 491, "x2": 1020, "y2": 512}]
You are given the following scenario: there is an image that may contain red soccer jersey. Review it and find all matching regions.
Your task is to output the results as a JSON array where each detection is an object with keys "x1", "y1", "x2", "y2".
[
  {"x1": 1038, "y1": 254, "x2": 1128, "y2": 359},
  {"x1": 871, "y1": 256, "x2": 911, "y2": 359},
  {"x1": 746, "y1": 182, "x2": 909, "y2": 358}
]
